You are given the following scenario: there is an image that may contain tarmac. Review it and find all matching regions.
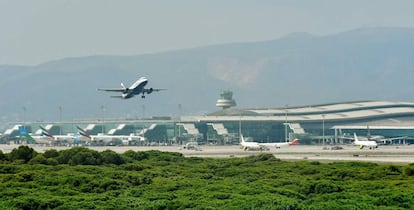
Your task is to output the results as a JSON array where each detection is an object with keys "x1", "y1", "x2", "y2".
[{"x1": 1, "y1": 144, "x2": 414, "y2": 164}]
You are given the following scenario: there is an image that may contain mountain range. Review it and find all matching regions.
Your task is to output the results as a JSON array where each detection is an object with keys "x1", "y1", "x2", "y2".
[{"x1": 1, "y1": 27, "x2": 414, "y2": 128}]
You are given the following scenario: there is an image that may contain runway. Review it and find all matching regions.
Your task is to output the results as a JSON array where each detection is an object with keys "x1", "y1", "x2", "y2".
[{"x1": 1, "y1": 144, "x2": 413, "y2": 164}]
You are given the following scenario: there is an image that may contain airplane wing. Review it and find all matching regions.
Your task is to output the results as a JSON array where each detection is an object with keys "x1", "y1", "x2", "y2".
[
  {"x1": 97, "y1": 88, "x2": 125, "y2": 92},
  {"x1": 142, "y1": 88, "x2": 167, "y2": 94},
  {"x1": 151, "y1": 88, "x2": 167, "y2": 91}
]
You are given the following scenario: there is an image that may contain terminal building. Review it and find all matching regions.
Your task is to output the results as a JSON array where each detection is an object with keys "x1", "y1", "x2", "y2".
[{"x1": 3, "y1": 100, "x2": 414, "y2": 145}]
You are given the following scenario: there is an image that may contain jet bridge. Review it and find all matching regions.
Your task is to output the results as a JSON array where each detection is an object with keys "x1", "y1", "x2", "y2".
[
  {"x1": 177, "y1": 123, "x2": 200, "y2": 135},
  {"x1": 206, "y1": 123, "x2": 230, "y2": 144},
  {"x1": 83, "y1": 124, "x2": 105, "y2": 135},
  {"x1": 288, "y1": 123, "x2": 305, "y2": 134},
  {"x1": 208, "y1": 123, "x2": 229, "y2": 135},
  {"x1": 138, "y1": 124, "x2": 157, "y2": 136}
]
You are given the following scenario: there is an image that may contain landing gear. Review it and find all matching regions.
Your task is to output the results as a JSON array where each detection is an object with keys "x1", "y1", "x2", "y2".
[{"x1": 141, "y1": 95, "x2": 145, "y2": 98}]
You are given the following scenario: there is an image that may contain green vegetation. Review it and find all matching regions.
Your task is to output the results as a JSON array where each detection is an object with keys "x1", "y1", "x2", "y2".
[{"x1": 0, "y1": 145, "x2": 413, "y2": 209}]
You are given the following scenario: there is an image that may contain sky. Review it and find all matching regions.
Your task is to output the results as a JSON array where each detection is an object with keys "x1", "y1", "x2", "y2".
[{"x1": 1, "y1": 0, "x2": 414, "y2": 65}]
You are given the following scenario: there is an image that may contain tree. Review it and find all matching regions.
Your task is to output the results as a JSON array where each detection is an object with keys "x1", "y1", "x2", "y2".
[
  {"x1": 0, "y1": 150, "x2": 5, "y2": 161},
  {"x1": 44, "y1": 149, "x2": 59, "y2": 159},
  {"x1": 57, "y1": 147, "x2": 101, "y2": 165},
  {"x1": 101, "y1": 150, "x2": 125, "y2": 165},
  {"x1": 9, "y1": 145, "x2": 37, "y2": 163}
]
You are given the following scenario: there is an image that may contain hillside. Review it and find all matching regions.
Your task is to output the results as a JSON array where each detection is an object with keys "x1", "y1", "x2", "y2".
[{"x1": 1, "y1": 27, "x2": 414, "y2": 126}]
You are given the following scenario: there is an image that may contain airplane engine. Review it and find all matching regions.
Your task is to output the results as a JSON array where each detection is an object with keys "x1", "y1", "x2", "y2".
[
  {"x1": 146, "y1": 88, "x2": 153, "y2": 94},
  {"x1": 123, "y1": 88, "x2": 129, "y2": 94}
]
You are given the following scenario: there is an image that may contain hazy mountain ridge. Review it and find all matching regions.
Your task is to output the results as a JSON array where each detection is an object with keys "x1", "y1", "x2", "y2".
[{"x1": 1, "y1": 27, "x2": 414, "y2": 126}]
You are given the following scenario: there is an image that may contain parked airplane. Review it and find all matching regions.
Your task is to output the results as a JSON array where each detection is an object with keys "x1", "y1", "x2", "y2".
[
  {"x1": 261, "y1": 138, "x2": 299, "y2": 149},
  {"x1": 240, "y1": 134, "x2": 267, "y2": 151},
  {"x1": 98, "y1": 76, "x2": 165, "y2": 99},
  {"x1": 38, "y1": 126, "x2": 84, "y2": 145},
  {"x1": 363, "y1": 126, "x2": 409, "y2": 144},
  {"x1": 77, "y1": 126, "x2": 145, "y2": 146},
  {"x1": 339, "y1": 125, "x2": 408, "y2": 145},
  {"x1": 18, "y1": 126, "x2": 51, "y2": 144},
  {"x1": 353, "y1": 133, "x2": 378, "y2": 149}
]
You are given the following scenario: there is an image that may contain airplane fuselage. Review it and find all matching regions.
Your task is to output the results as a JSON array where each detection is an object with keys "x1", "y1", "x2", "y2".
[{"x1": 122, "y1": 77, "x2": 148, "y2": 99}]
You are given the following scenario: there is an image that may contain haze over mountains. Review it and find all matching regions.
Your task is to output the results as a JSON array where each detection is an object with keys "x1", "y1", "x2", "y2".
[{"x1": 1, "y1": 27, "x2": 414, "y2": 127}]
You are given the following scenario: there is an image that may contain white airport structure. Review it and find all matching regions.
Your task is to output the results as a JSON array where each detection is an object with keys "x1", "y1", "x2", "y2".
[{"x1": 2, "y1": 100, "x2": 414, "y2": 146}]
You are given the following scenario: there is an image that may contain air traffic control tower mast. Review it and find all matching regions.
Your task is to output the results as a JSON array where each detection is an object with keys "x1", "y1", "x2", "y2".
[{"x1": 216, "y1": 90, "x2": 236, "y2": 109}]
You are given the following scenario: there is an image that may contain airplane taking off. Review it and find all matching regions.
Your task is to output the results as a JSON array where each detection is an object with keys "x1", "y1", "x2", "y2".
[
  {"x1": 98, "y1": 76, "x2": 165, "y2": 99},
  {"x1": 261, "y1": 138, "x2": 299, "y2": 149},
  {"x1": 353, "y1": 133, "x2": 378, "y2": 149}
]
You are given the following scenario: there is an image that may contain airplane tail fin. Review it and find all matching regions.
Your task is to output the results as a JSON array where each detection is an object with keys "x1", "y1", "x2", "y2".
[
  {"x1": 289, "y1": 138, "x2": 299, "y2": 145},
  {"x1": 77, "y1": 126, "x2": 92, "y2": 139},
  {"x1": 353, "y1": 133, "x2": 359, "y2": 142},
  {"x1": 18, "y1": 125, "x2": 28, "y2": 135},
  {"x1": 40, "y1": 126, "x2": 54, "y2": 139},
  {"x1": 240, "y1": 134, "x2": 245, "y2": 143},
  {"x1": 18, "y1": 125, "x2": 36, "y2": 144}
]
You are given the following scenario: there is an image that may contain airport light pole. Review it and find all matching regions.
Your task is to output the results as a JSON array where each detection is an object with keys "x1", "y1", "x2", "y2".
[
  {"x1": 59, "y1": 106, "x2": 62, "y2": 135},
  {"x1": 285, "y1": 105, "x2": 288, "y2": 142},
  {"x1": 22, "y1": 106, "x2": 26, "y2": 125},
  {"x1": 178, "y1": 104, "x2": 182, "y2": 119},
  {"x1": 239, "y1": 114, "x2": 242, "y2": 139},
  {"x1": 101, "y1": 105, "x2": 106, "y2": 134},
  {"x1": 142, "y1": 105, "x2": 145, "y2": 119},
  {"x1": 322, "y1": 114, "x2": 325, "y2": 146}
]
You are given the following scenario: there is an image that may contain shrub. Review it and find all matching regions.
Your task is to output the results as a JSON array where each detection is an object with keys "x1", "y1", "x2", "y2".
[
  {"x1": 247, "y1": 153, "x2": 279, "y2": 162},
  {"x1": 46, "y1": 158, "x2": 59, "y2": 166},
  {"x1": 404, "y1": 166, "x2": 414, "y2": 176},
  {"x1": 0, "y1": 165, "x2": 19, "y2": 174},
  {"x1": 314, "y1": 181, "x2": 341, "y2": 194},
  {"x1": 14, "y1": 196, "x2": 63, "y2": 209},
  {"x1": 121, "y1": 163, "x2": 147, "y2": 171},
  {"x1": 69, "y1": 151, "x2": 102, "y2": 166},
  {"x1": 123, "y1": 150, "x2": 149, "y2": 161},
  {"x1": 28, "y1": 154, "x2": 47, "y2": 165},
  {"x1": 58, "y1": 147, "x2": 102, "y2": 165},
  {"x1": 302, "y1": 181, "x2": 342, "y2": 195}
]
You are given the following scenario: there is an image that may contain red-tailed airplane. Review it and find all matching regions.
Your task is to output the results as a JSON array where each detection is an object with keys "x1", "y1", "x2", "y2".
[{"x1": 240, "y1": 134, "x2": 298, "y2": 151}]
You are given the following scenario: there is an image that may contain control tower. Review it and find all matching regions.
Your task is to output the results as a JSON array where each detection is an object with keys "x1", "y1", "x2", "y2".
[{"x1": 216, "y1": 90, "x2": 236, "y2": 110}]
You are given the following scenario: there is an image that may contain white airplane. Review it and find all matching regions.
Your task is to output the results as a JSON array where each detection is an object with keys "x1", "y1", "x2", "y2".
[
  {"x1": 361, "y1": 126, "x2": 408, "y2": 144},
  {"x1": 261, "y1": 138, "x2": 299, "y2": 149},
  {"x1": 240, "y1": 134, "x2": 266, "y2": 151},
  {"x1": 353, "y1": 133, "x2": 378, "y2": 149},
  {"x1": 98, "y1": 76, "x2": 165, "y2": 99},
  {"x1": 39, "y1": 126, "x2": 86, "y2": 145},
  {"x1": 77, "y1": 126, "x2": 145, "y2": 146}
]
